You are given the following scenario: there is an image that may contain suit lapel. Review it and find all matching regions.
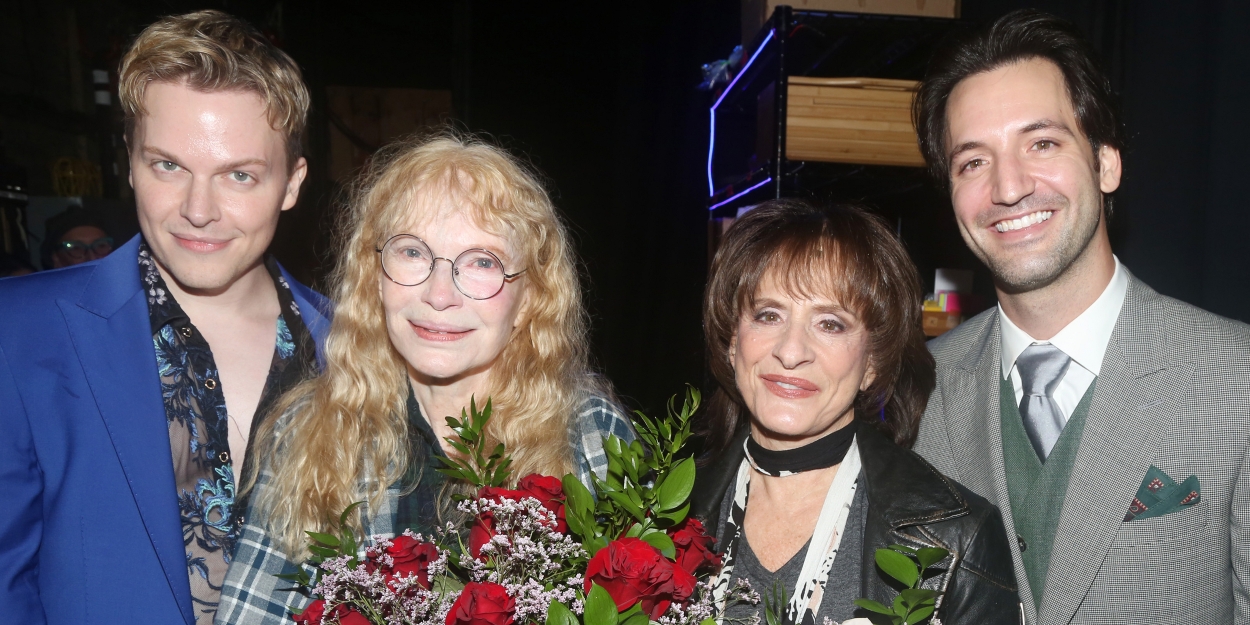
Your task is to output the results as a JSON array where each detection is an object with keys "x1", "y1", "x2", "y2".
[
  {"x1": 58, "y1": 237, "x2": 194, "y2": 625},
  {"x1": 280, "y1": 266, "x2": 331, "y2": 360},
  {"x1": 1039, "y1": 277, "x2": 1196, "y2": 625},
  {"x1": 946, "y1": 315, "x2": 1040, "y2": 623}
]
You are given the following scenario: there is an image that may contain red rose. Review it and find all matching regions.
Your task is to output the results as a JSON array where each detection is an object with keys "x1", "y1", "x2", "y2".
[
  {"x1": 445, "y1": 581, "x2": 516, "y2": 625},
  {"x1": 292, "y1": 599, "x2": 325, "y2": 624},
  {"x1": 583, "y1": 537, "x2": 697, "y2": 619},
  {"x1": 470, "y1": 479, "x2": 569, "y2": 558},
  {"x1": 468, "y1": 515, "x2": 495, "y2": 560},
  {"x1": 669, "y1": 518, "x2": 722, "y2": 574},
  {"x1": 517, "y1": 474, "x2": 568, "y2": 533},
  {"x1": 468, "y1": 487, "x2": 524, "y2": 559},
  {"x1": 479, "y1": 485, "x2": 527, "y2": 502},
  {"x1": 386, "y1": 535, "x2": 440, "y2": 588},
  {"x1": 517, "y1": 474, "x2": 564, "y2": 502},
  {"x1": 336, "y1": 607, "x2": 371, "y2": 625}
]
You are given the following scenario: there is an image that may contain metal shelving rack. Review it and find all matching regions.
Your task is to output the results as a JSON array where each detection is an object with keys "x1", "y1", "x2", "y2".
[{"x1": 705, "y1": 7, "x2": 992, "y2": 302}]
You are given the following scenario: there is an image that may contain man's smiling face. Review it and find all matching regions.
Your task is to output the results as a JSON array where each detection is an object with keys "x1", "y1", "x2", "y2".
[
  {"x1": 945, "y1": 57, "x2": 1121, "y2": 293},
  {"x1": 129, "y1": 80, "x2": 306, "y2": 294}
]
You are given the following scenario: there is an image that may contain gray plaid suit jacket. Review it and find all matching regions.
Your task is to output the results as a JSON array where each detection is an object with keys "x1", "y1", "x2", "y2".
[{"x1": 914, "y1": 271, "x2": 1250, "y2": 625}]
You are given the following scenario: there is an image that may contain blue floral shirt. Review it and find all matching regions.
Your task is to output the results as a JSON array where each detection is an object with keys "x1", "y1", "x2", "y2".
[{"x1": 139, "y1": 242, "x2": 315, "y2": 625}]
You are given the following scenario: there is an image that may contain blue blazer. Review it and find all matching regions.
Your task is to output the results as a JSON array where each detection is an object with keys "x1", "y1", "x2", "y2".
[{"x1": 0, "y1": 235, "x2": 330, "y2": 625}]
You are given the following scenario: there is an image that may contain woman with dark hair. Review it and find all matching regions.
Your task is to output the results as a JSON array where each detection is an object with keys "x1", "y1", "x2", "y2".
[{"x1": 691, "y1": 199, "x2": 1019, "y2": 624}]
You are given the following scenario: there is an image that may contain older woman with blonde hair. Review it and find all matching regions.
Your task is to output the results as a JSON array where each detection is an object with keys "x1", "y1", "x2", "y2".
[{"x1": 216, "y1": 132, "x2": 633, "y2": 624}]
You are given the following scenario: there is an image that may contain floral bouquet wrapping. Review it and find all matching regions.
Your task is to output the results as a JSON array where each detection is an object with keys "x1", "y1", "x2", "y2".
[{"x1": 281, "y1": 389, "x2": 758, "y2": 625}]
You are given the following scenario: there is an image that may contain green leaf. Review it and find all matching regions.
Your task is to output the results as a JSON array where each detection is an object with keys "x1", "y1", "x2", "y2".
[
  {"x1": 915, "y1": 547, "x2": 949, "y2": 572},
  {"x1": 876, "y1": 548, "x2": 920, "y2": 588},
  {"x1": 605, "y1": 491, "x2": 646, "y2": 522},
  {"x1": 905, "y1": 605, "x2": 936, "y2": 624},
  {"x1": 640, "y1": 530, "x2": 675, "y2": 558},
  {"x1": 699, "y1": 619, "x2": 717, "y2": 625},
  {"x1": 620, "y1": 612, "x2": 648, "y2": 625},
  {"x1": 562, "y1": 475, "x2": 595, "y2": 518},
  {"x1": 488, "y1": 443, "x2": 507, "y2": 461},
  {"x1": 546, "y1": 600, "x2": 579, "y2": 625},
  {"x1": 853, "y1": 599, "x2": 895, "y2": 615},
  {"x1": 655, "y1": 501, "x2": 690, "y2": 525},
  {"x1": 604, "y1": 435, "x2": 624, "y2": 456},
  {"x1": 899, "y1": 588, "x2": 937, "y2": 605},
  {"x1": 308, "y1": 545, "x2": 338, "y2": 559},
  {"x1": 339, "y1": 501, "x2": 364, "y2": 527},
  {"x1": 585, "y1": 583, "x2": 619, "y2": 625},
  {"x1": 655, "y1": 457, "x2": 695, "y2": 511},
  {"x1": 584, "y1": 535, "x2": 609, "y2": 556},
  {"x1": 432, "y1": 573, "x2": 466, "y2": 594},
  {"x1": 887, "y1": 544, "x2": 918, "y2": 554},
  {"x1": 564, "y1": 508, "x2": 588, "y2": 537},
  {"x1": 305, "y1": 531, "x2": 340, "y2": 548},
  {"x1": 275, "y1": 571, "x2": 310, "y2": 584},
  {"x1": 893, "y1": 594, "x2": 908, "y2": 616}
]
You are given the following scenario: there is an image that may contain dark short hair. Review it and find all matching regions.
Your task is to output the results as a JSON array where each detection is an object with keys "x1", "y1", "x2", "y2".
[
  {"x1": 914, "y1": 9, "x2": 1124, "y2": 187},
  {"x1": 40, "y1": 206, "x2": 110, "y2": 270},
  {"x1": 700, "y1": 199, "x2": 935, "y2": 456}
]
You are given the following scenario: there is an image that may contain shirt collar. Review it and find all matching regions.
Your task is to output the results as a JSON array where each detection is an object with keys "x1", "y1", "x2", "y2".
[
  {"x1": 138, "y1": 238, "x2": 296, "y2": 335},
  {"x1": 999, "y1": 256, "x2": 1129, "y2": 378}
]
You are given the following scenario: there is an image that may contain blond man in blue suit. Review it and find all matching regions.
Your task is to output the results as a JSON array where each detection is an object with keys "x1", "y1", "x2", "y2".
[{"x1": 0, "y1": 11, "x2": 329, "y2": 625}]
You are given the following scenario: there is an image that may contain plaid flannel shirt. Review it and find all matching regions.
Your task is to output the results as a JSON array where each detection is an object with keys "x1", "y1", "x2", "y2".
[{"x1": 214, "y1": 394, "x2": 635, "y2": 625}]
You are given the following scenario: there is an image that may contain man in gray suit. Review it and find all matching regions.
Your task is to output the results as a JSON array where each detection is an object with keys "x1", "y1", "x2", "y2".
[{"x1": 911, "y1": 10, "x2": 1250, "y2": 625}]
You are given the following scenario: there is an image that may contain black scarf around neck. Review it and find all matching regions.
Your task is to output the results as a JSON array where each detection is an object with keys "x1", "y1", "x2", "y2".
[{"x1": 744, "y1": 420, "x2": 859, "y2": 477}]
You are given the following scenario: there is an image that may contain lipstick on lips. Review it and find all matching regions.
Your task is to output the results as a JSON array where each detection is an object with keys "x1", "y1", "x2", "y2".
[
  {"x1": 760, "y1": 373, "x2": 819, "y2": 399},
  {"x1": 411, "y1": 321, "x2": 472, "y2": 342}
]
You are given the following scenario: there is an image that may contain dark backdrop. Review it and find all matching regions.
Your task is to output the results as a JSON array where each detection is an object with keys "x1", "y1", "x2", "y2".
[{"x1": 12, "y1": 1, "x2": 1247, "y2": 414}]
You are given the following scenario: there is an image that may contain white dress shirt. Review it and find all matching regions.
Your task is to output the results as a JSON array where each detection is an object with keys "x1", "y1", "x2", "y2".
[{"x1": 999, "y1": 257, "x2": 1129, "y2": 423}]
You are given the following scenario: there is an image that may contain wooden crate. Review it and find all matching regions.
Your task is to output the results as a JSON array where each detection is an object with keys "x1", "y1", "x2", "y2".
[
  {"x1": 785, "y1": 76, "x2": 923, "y2": 167},
  {"x1": 743, "y1": 0, "x2": 959, "y2": 45}
]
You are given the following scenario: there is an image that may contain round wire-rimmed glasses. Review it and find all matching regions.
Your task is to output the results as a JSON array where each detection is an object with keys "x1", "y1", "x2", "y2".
[{"x1": 376, "y1": 234, "x2": 527, "y2": 300}]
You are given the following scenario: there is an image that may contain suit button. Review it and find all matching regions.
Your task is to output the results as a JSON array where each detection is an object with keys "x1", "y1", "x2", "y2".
[{"x1": 1017, "y1": 534, "x2": 1027, "y2": 552}]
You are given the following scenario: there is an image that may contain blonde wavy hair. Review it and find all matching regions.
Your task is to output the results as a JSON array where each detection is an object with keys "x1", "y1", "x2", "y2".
[
  {"x1": 119, "y1": 10, "x2": 310, "y2": 166},
  {"x1": 247, "y1": 131, "x2": 595, "y2": 558}
]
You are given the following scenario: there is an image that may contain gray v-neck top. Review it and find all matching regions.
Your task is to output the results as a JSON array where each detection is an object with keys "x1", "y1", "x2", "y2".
[{"x1": 719, "y1": 475, "x2": 867, "y2": 625}]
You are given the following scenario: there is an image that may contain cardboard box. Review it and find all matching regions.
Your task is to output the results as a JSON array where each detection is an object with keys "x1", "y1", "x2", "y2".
[
  {"x1": 743, "y1": 0, "x2": 960, "y2": 44},
  {"x1": 785, "y1": 77, "x2": 924, "y2": 167},
  {"x1": 923, "y1": 310, "x2": 963, "y2": 337}
]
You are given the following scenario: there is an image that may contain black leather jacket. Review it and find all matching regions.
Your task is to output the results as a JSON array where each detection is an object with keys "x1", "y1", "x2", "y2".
[{"x1": 691, "y1": 424, "x2": 1021, "y2": 624}]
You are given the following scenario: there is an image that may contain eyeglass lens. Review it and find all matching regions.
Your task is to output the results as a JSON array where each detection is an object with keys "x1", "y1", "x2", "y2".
[
  {"x1": 381, "y1": 235, "x2": 509, "y2": 299},
  {"x1": 60, "y1": 237, "x2": 113, "y2": 259}
]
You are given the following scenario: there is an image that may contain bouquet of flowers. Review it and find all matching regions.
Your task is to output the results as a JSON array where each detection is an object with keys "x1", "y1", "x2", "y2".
[{"x1": 280, "y1": 388, "x2": 759, "y2": 625}]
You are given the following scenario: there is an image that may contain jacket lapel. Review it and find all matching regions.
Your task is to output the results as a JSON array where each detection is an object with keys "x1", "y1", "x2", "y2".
[
  {"x1": 1038, "y1": 276, "x2": 1196, "y2": 625},
  {"x1": 57, "y1": 237, "x2": 194, "y2": 625},
  {"x1": 279, "y1": 265, "x2": 332, "y2": 361},
  {"x1": 945, "y1": 314, "x2": 1039, "y2": 622}
]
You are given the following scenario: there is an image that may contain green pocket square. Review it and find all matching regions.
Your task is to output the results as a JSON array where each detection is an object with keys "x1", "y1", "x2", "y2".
[{"x1": 1125, "y1": 465, "x2": 1201, "y2": 521}]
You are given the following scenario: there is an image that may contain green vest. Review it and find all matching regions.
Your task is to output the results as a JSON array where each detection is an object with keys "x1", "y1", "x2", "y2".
[{"x1": 999, "y1": 373, "x2": 1096, "y2": 608}]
